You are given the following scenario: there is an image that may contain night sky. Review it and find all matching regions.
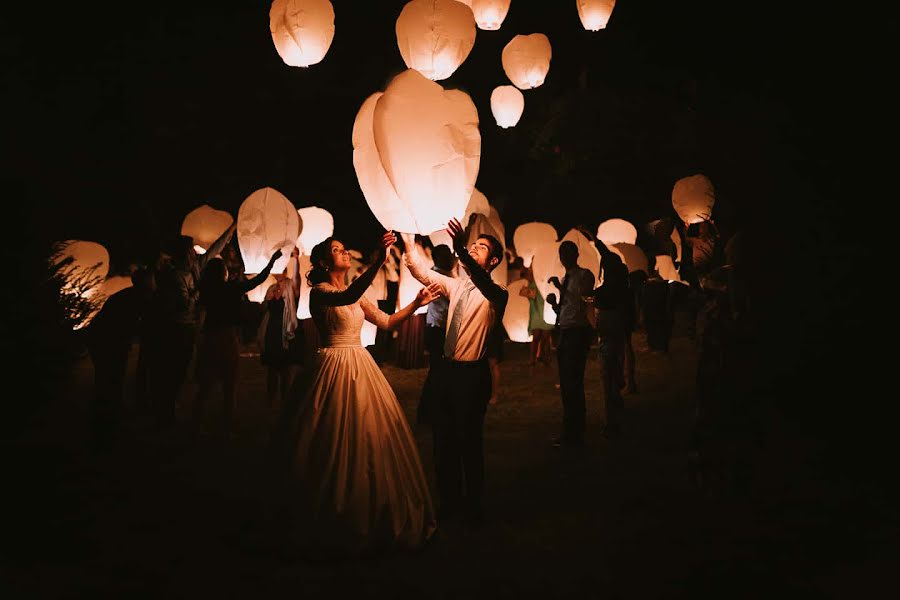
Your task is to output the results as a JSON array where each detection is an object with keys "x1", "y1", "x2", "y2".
[{"x1": 8, "y1": 1, "x2": 843, "y2": 274}]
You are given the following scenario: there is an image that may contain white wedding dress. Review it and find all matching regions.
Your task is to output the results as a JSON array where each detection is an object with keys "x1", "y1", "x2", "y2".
[{"x1": 281, "y1": 283, "x2": 436, "y2": 555}]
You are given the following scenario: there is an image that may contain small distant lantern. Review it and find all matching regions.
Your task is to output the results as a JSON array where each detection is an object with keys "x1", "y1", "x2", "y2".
[
  {"x1": 468, "y1": 0, "x2": 511, "y2": 31},
  {"x1": 513, "y1": 222, "x2": 557, "y2": 268},
  {"x1": 296, "y1": 206, "x2": 334, "y2": 255},
  {"x1": 576, "y1": 0, "x2": 616, "y2": 31},
  {"x1": 181, "y1": 204, "x2": 234, "y2": 254},
  {"x1": 672, "y1": 174, "x2": 716, "y2": 225},
  {"x1": 237, "y1": 187, "x2": 300, "y2": 275},
  {"x1": 490, "y1": 85, "x2": 525, "y2": 128},
  {"x1": 269, "y1": 0, "x2": 335, "y2": 67},
  {"x1": 502, "y1": 279, "x2": 533, "y2": 343},
  {"x1": 596, "y1": 218, "x2": 637, "y2": 246},
  {"x1": 353, "y1": 69, "x2": 481, "y2": 235},
  {"x1": 396, "y1": 0, "x2": 476, "y2": 81},
  {"x1": 502, "y1": 33, "x2": 552, "y2": 90}
]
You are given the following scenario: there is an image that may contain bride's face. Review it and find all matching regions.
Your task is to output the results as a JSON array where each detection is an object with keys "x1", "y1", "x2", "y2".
[{"x1": 329, "y1": 240, "x2": 352, "y2": 272}]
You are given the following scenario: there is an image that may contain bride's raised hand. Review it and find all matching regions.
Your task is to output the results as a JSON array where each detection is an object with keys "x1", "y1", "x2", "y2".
[
  {"x1": 415, "y1": 282, "x2": 442, "y2": 307},
  {"x1": 376, "y1": 231, "x2": 396, "y2": 263}
]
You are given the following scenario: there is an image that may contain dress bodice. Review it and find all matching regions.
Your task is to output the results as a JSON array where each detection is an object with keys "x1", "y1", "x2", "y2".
[{"x1": 310, "y1": 283, "x2": 390, "y2": 348}]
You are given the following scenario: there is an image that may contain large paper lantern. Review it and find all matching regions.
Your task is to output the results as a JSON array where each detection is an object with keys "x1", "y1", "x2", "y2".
[
  {"x1": 513, "y1": 222, "x2": 557, "y2": 268},
  {"x1": 429, "y1": 187, "x2": 491, "y2": 247},
  {"x1": 502, "y1": 33, "x2": 552, "y2": 90},
  {"x1": 296, "y1": 206, "x2": 334, "y2": 255},
  {"x1": 502, "y1": 279, "x2": 532, "y2": 343},
  {"x1": 467, "y1": 204, "x2": 507, "y2": 285},
  {"x1": 354, "y1": 69, "x2": 481, "y2": 235},
  {"x1": 596, "y1": 218, "x2": 637, "y2": 246},
  {"x1": 576, "y1": 0, "x2": 616, "y2": 31},
  {"x1": 237, "y1": 187, "x2": 300, "y2": 275},
  {"x1": 399, "y1": 243, "x2": 433, "y2": 316},
  {"x1": 490, "y1": 85, "x2": 525, "y2": 128},
  {"x1": 269, "y1": 0, "x2": 335, "y2": 68},
  {"x1": 396, "y1": 0, "x2": 476, "y2": 81},
  {"x1": 247, "y1": 274, "x2": 278, "y2": 304},
  {"x1": 531, "y1": 229, "x2": 600, "y2": 324},
  {"x1": 181, "y1": 204, "x2": 234, "y2": 254},
  {"x1": 467, "y1": 0, "x2": 511, "y2": 30},
  {"x1": 672, "y1": 174, "x2": 716, "y2": 225},
  {"x1": 610, "y1": 243, "x2": 649, "y2": 274}
]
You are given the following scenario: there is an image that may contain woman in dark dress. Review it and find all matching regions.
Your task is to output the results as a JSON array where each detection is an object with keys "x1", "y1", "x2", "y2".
[{"x1": 261, "y1": 247, "x2": 303, "y2": 414}]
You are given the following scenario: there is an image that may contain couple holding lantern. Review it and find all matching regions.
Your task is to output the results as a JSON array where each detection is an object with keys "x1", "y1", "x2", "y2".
[{"x1": 273, "y1": 217, "x2": 506, "y2": 556}]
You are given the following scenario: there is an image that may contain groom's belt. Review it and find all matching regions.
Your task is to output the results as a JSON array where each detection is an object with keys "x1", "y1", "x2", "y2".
[{"x1": 443, "y1": 357, "x2": 488, "y2": 367}]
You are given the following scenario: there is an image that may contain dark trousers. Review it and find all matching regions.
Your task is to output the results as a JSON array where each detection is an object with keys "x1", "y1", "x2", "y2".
[
  {"x1": 432, "y1": 359, "x2": 491, "y2": 516},
  {"x1": 417, "y1": 325, "x2": 446, "y2": 424},
  {"x1": 599, "y1": 334, "x2": 625, "y2": 428},
  {"x1": 151, "y1": 323, "x2": 196, "y2": 427},
  {"x1": 89, "y1": 347, "x2": 129, "y2": 448},
  {"x1": 556, "y1": 326, "x2": 594, "y2": 445}
]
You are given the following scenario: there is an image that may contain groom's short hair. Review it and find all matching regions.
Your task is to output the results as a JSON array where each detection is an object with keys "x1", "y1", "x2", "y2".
[{"x1": 478, "y1": 234, "x2": 504, "y2": 266}]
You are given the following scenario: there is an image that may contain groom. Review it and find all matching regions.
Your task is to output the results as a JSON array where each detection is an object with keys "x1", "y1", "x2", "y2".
[{"x1": 402, "y1": 219, "x2": 507, "y2": 528}]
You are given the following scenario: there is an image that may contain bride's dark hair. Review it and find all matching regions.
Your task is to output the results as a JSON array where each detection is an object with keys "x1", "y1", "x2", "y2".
[{"x1": 307, "y1": 236, "x2": 337, "y2": 286}]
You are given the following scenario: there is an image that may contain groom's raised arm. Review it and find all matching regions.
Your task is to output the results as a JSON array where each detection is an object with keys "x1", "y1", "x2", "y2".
[{"x1": 401, "y1": 233, "x2": 456, "y2": 299}]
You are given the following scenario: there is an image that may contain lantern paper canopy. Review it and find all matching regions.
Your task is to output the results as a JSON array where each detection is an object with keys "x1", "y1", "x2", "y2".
[
  {"x1": 502, "y1": 33, "x2": 552, "y2": 90},
  {"x1": 655, "y1": 255, "x2": 684, "y2": 283},
  {"x1": 469, "y1": 0, "x2": 511, "y2": 30},
  {"x1": 611, "y1": 243, "x2": 649, "y2": 274},
  {"x1": 467, "y1": 204, "x2": 507, "y2": 285},
  {"x1": 502, "y1": 279, "x2": 533, "y2": 343},
  {"x1": 513, "y1": 222, "x2": 557, "y2": 268},
  {"x1": 354, "y1": 69, "x2": 481, "y2": 235},
  {"x1": 596, "y1": 218, "x2": 637, "y2": 246},
  {"x1": 296, "y1": 206, "x2": 334, "y2": 255},
  {"x1": 531, "y1": 229, "x2": 600, "y2": 324},
  {"x1": 396, "y1": 0, "x2": 476, "y2": 81},
  {"x1": 296, "y1": 254, "x2": 313, "y2": 319},
  {"x1": 429, "y1": 187, "x2": 490, "y2": 247},
  {"x1": 247, "y1": 274, "x2": 278, "y2": 304},
  {"x1": 576, "y1": 0, "x2": 616, "y2": 31},
  {"x1": 672, "y1": 174, "x2": 716, "y2": 225},
  {"x1": 491, "y1": 85, "x2": 525, "y2": 128},
  {"x1": 181, "y1": 204, "x2": 234, "y2": 254},
  {"x1": 237, "y1": 187, "x2": 300, "y2": 275},
  {"x1": 399, "y1": 243, "x2": 432, "y2": 315},
  {"x1": 269, "y1": 0, "x2": 335, "y2": 68}
]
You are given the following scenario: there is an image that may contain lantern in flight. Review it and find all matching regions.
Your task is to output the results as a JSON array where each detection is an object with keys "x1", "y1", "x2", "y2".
[
  {"x1": 576, "y1": 0, "x2": 616, "y2": 31},
  {"x1": 269, "y1": 0, "x2": 335, "y2": 67},
  {"x1": 353, "y1": 69, "x2": 481, "y2": 235},
  {"x1": 396, "y1": 0, "x2": 476, "y2": 81},
  {"x1": 502, "y1": 33, "x2": 552, "y2": 90},
  {"x1": 672, "y1": 174, "x2": 715, "y2": 225},
  {"x1": 237, "y1": 187, "x2": 300, "y2": 275},
  {"x1": 491, "y1": 85, "x2": 525, "y2": 128},
  {"x1": 467, "y1": 0, "x2": 511, "y2": 31}
]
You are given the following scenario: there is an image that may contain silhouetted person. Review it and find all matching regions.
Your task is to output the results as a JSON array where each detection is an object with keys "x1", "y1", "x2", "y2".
[
  {"x1": 418, "y1": 243, "x2": 456, "y2": 425},
  {"x1": 151, "y1": 222, "x2": 236, "y2": 428},
  {"x1": 193, "y1": 249, "x2": 281, "y2": 440},
  {"x1": 85, "y1": 267, "x2": 155, "y2": 450},
  {"x1": 519, "y1": 265, "x2": 554, "y2": 368},
  {"x1": 546, "y1": 240, "x2": 596, "y2": 450}
]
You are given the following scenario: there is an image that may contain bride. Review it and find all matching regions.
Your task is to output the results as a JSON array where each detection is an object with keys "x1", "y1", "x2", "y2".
[{"x1": 275, "y1": 231, "x2": 440, "y2": 556}]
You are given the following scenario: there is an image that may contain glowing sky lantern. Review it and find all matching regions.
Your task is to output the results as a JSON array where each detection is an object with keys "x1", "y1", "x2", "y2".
[
  {"x1": 399, "y1": 242, "x2": 432, "y2": 316},
  {"x1": 576, "y1": 0, "x2": 616, "y2": 31},
  {"x1": 353, "y1": 69, "x2": 481, "y2": 235},
  {"x1": 672, "y1": 174, "x2": 716, "y2": 225},
  {"x1": 596, "y1": 218, "x2": 637, "y2": 246},
  {"x1": 396, "y1": 0, "x2": 476, "y2": 81},
  {"x1": 513, "y1": 222, "x2": 557, "y2": 268},
  {"x1": 531, "y1": 229, "x2": 600, "y2": 324},
  {"x1": 269, "y1": 0, "x2": 335, "y2": 68},
  {"x1": 181, "y1": 204, "x2": 233, "y2": 254},
  {"x1": 246, "y1": 274, "x2": 278, "y2": 304},
  {"x1": 502, "y1": 33, "x2": 552, "y2": 90},
  {"x1": 491, "y1": 85, "x2": 525, "y2": 128},
  {"x1": 610, "y1": 243, "x2": 649, "y2": 274},
  {"x1": 502, "y1": 279, "x2": 533, "y2": 343},
  {"x1": 466, "y1": 0, "x2": 511, "y2": 31},
  {"x1": 237, "y1": 187, "x2": 300, "y2": 275},
  {"x1": 467, "y1": 204, "x2": 507, "y2": 285},
  {"x1": 296, "y1": 206, "x2": 334, "y2": 255}
]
